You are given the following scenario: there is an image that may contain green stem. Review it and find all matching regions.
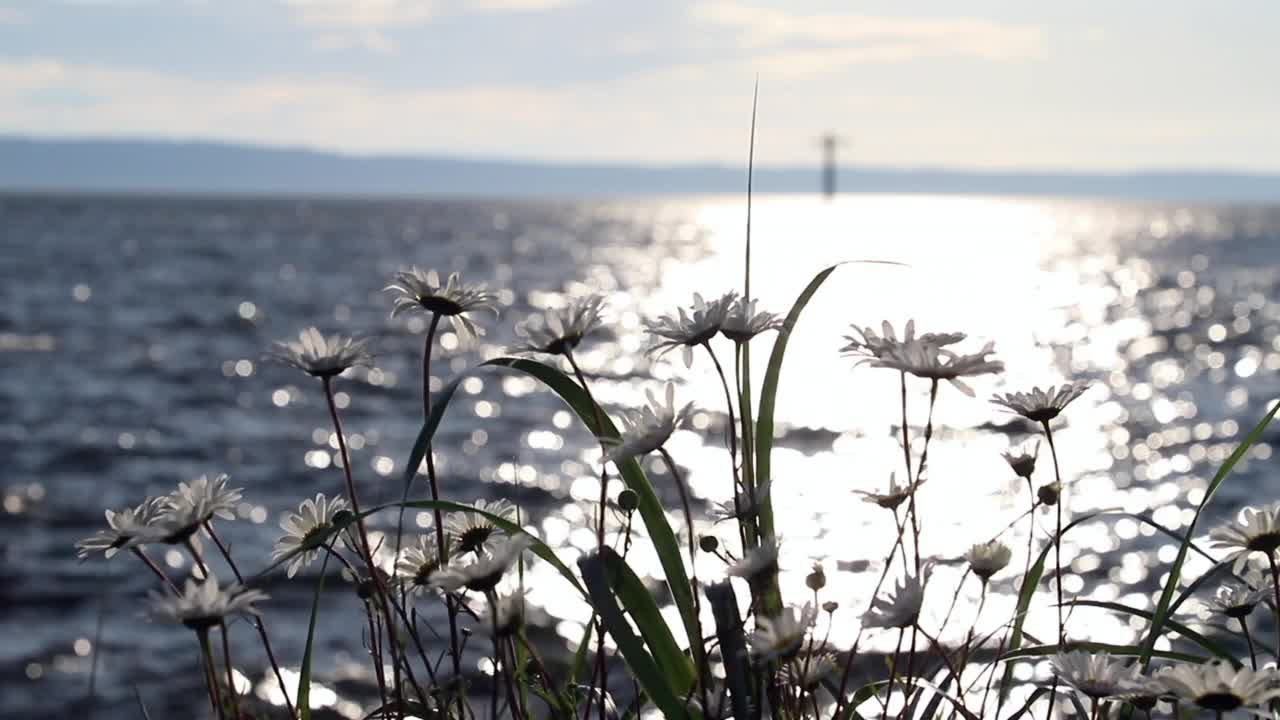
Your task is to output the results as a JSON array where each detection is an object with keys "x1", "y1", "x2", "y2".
[
  {"x1": 1041, "y1": 420, "x2": 1066, "y2": 643},
  {"x1": 220, "y1": 622, "x2": 240, "y2": 720}
]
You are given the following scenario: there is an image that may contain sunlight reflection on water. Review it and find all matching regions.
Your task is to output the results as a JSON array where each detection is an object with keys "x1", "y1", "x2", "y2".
[{"x1": 8, "y1": 193, "x2": 1280, "y2": 717}]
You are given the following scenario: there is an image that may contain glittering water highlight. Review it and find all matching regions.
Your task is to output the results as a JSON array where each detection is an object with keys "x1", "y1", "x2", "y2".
[{"x1": 4, "y1": 193, "x2": 1280, "y2": 718}]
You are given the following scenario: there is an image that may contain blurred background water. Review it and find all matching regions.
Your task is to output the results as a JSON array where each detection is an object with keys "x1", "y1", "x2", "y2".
[{"x1": 4, "y1": 192, "x2": 1280, "y2": 719}]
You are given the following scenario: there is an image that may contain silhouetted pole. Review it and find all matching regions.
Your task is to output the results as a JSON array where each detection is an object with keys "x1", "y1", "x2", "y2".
[{"x1": 819, "y1": 133, "x2": 845, "y2": 198}]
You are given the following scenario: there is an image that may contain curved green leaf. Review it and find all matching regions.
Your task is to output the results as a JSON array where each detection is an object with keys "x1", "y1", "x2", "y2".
[
  {"x1": 579, "y1": 551, "x2": 689, "y2": 720},
  {"x1": 478, "y1": 357, "x2": 703, "y2": 668},
  {"x1": 1138, "y1": 400, "x2": 1280, "y2": 669},
  {"x1": 596, "y1": 547, "x2": 695, "y2": 694},
  {"x1": 298, "y1": 548, "x2": 333, "y2": 720},
  {"x1": 1001, "y1": 642, "x2": 1207, "y2": 664},
  {"x1": 1064, "y1": 599, "x2": 1238, "y2": 666}
]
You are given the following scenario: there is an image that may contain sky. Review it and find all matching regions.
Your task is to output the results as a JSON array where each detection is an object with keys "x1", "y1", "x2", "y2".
[{"x1": 0, "y1": 0, "x2": 1277, "y2": 171}]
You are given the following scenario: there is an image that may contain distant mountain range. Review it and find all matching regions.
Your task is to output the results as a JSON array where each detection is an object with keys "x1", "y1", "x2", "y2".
[{"x1": 3, "y1": 136, "x2": 1280, "y2": 200}]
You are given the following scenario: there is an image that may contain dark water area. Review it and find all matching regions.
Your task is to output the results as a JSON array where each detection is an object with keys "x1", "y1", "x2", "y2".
[{"x1": 5, "y1": 193, "x2": 1280, "y2": 718}]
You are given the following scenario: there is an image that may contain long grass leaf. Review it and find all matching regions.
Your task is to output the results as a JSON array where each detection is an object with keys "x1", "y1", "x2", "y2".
[
  {"x1": 298, "y1": 549, "x2": 332, "y2": 720},
  {"x1": 479, "y1": 357, "x2": 703, "y2": 666},
  {"x1": 579, "y1": 552, "x2": 689, "y2": 720},
  {"x1": 1001, "y1": 642, "x2": 1206, "y2": 664},
  {"x1": 1138, "y1": 400, "x2": 1280, "y2": 667},
  {"x1": 1064, "y1": 599, "x2": 1237, "y2": 665},
  {"x1": 706, "y1": 581, "x2": 756, "y2": 720},
  {"x1": 597, "y1": 547, "x2": 695, "y2": 694}
]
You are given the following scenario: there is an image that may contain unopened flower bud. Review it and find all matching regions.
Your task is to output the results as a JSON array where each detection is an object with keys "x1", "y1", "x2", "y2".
[
  {"x1": 617, "y1": 489, "x2": 639, "y2": 512},
  {"x1": 805, "y1": 563, "x2": 827, "y2": 592},
  {"x1": 699, "y1": 535, "x2": 719, "y2": 553},
  {"x1": 822, "y1": 601, "x2": 839, "y2": 614},
  {"x1": 1037, "y1": 481, "x2": 1061, "y2": 507}
]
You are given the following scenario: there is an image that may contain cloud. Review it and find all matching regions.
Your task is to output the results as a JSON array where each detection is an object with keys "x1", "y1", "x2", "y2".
[
  {"x1": 692, "y1": 1, "x2": 1045, "y2": 73},
  {"x1": 279, "y1": 0, "x2": 573, "y2": 52}
]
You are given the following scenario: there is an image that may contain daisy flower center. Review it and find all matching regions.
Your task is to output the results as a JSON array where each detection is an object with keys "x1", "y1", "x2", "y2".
[
  {"x1": 458, "y1": 527, "x2": 495, "y2": 554},
  {"x1": 1246, "y1": 532, "x2": 1280, "y2": 553},
  {"x1": 1195, "y1": 692, "x2": 1243, "y2": 711},
  {"x1": 416, "y1": 295, "x2": 465, "y2": 316}
]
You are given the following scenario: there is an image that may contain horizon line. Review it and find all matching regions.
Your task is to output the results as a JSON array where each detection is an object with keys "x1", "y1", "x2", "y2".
[{"x1": 6, "y1": 132, "x2": 1280, "y2": 178}]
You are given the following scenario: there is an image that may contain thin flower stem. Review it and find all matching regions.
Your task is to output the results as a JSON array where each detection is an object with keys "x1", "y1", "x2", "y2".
[
  {"x1": 184, "y1": 538, "x2": 209, "y2": 577},
  {"x1": 705, "y1": 342, "x2": 749, "y2": 553},
  {"x1": 197, "y1": 627, "x2": 225, "y2": 720},
  {"x1": 659, "y1": 446, "x2": 710, "y2": 714},
  {"x1": 1240, "y1": 615, "x2": 1258, "y2": 670},
  {"x1": 204, "y1": 522, "x2": 297, "y2": 720},
  {"x1": 833, "y1": 508, "x2": 911, "y2": 714},
  {"x1": 410, "y1": 316, "x2": 466, "y2": 709},
  {"x1": 488, "y1": 592, "x2": 500, "y2": 720},
  {"x1": 322, "y1": 375, "x2": 398, "y2": 716},
  {"x1": 1041, "y1": 420, "x2": 1066, "y2": 644},
  {"x1": 898, "y1": 380, "x2": 938, "y2": 716},
  {"x1": 563, "y1": 348, "x2": 612, "y2": 720},
  {"x1": 734, "y1": 345, "x2": 759, "y2": 544},
  {"x1": 884, "y1": 627, "x2": 906, "y2": 715},
  {"x1": 1268, "y1": 552, "x2": 1280, "y2": 660},
  {"x1": 130, "y1": 547, "x2": 180, "y2": 594},
  {"x1": 219, "y1": 622, "x2": 240, "y2": 720}
]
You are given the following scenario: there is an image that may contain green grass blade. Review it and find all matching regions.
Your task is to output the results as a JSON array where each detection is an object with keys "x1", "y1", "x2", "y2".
[
  {"x1": 755, "y1": 264, "x2": 841, "y2": 541},
  {"x1": 579, "y1": 551, "x2": 690, "y2": 720},
  {"x1": 298, "y1": 548, "x2": 332, "y2": 720},
  {"x1": 1001, "y1": 642, "x2": 1207, "y2": 664},
  {"x1": 706, "y1": 581, "x2": 755, "y2": 720},
  {"x1": 596, "y1": 548, "x2": 695, "y2": 694},
  {"x1": 1138, "y1": 400, "x2": 1280, "y2": 667},
  {"x1": 1065, "y1": 599, "x2": 1238, "y2": 665},
  {"x1": 480, "y1": 356, "x2": 702, "y2": 667}
]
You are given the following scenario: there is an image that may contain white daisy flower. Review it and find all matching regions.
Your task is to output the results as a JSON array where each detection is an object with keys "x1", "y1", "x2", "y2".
[
  {"x1": 149, "y1": 571, "x2": 268, "y2": 630},
  {"x1": 430, "y1": 535, "x2": 531, "y2": 594},
  {"x1": 271, "y1": 494, "x2": 348, "y2": 578},
  {"x1": 726, "y1": 537, "x2": 780, "y2": 582},
  {"x1": 487, "y1": 589, "x2": 527, "y2": 636},
  {"x1": 748, "y1": 604, "x2": 816, "y2": 663},
  {"x1": 75, "y1": 496, "x2": 168, "y2": 560},
  {"x1": 782, "y1": 653, "x2": 837, "y2": 690},
  {"x1": 854, "y1": 473, "x2": 924, "y2": 511},
  {"x1": 444, "y1": 498, "x2": 517, "y2": 555},
  {"x1": 269, "y1": 327, "x2": 372, "y2": 378},
  {"x1": 869, "y1": 340, "x2": 1003, "y2": 396},
  {"x1": 720, "y1": 297, "x2": 785, "y2": 343},
  {"x1": 841, "y1": 320, "x2": 965, "y2": 363},
  {"x1": 645, "y1": 292, "x2": 736, "y2": 368},
  {"x1": 1051, "y1": 651, "x2": 1146, "y2": 700},
  {"x1": 600, "y1": 383, "x2": 689, "y2": 463},
  {"x1": 965, "y1": 540, "x2": 1013, "y2": 582},
  {"x1": 152, "y1": 473, "x2": 244, "y2": 543},
  {"x1": 384, "y1": 267, "x2": 497, "y2": 340},
  {"x1": 991, "y1": 382, "x2": 1091, "y2": 424},
  {"x1": 710, "y1": 480, "x2": 772, "y2": 523},
  {"x1": 863, "y1": 571, "x2": 926, "y2": 629},
  {"x1": 395, "y1": 535, "x2": 444, "y2": 597},
  {"x1": 1002, "y1": 441, "x2": 1040, "y2": 479},
  {"x1": 1157, "y1": 661, "x2": 1280, "y2": 712},
  {"x1": 1207, "y1": 582, "x2": 1268, "y2": 619},
  {"x1": 510, "y1": 294, "x2": 607, "y2": 355},
  {"x1": 1208, "y1": 503, "x2": 1280, "y2": 573}
]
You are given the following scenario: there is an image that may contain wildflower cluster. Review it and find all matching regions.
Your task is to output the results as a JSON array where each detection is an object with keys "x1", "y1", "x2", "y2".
[{"x1": 75, "y1": 253, "x2": 1280, "y2": 720}]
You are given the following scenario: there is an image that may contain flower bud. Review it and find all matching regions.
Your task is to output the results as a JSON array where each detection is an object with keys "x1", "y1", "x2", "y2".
[
  {"x1": 617, "y1": 489, "x2": 639, "y2": 512},
  {"x1": 1037, "y1": 481, "x2": 1061, "y2": 507},
  {"x1": 822, "y1": 601, "x2": 839, "y2": 614},
  {"x1": 699, "y1": 535, "x2": 719, "y2": 553},
  {"x1": 805, "y1": 563, "x2": 827, "y2": 592}
]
